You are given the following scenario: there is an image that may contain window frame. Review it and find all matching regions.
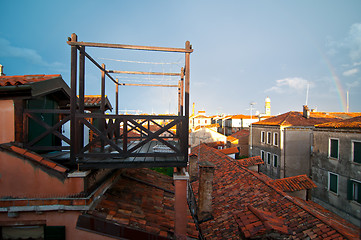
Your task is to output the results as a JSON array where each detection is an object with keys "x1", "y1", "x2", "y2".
[
  {"x1": 273, "y1": 132, "x2": 278, "y2": 146},
  {"x1": 260, "y1": 150, "x2": 265, "y2": 161},
  {"x1": 328, "y1": 138, "x2": 339, "y2": 159},
  {"x1": 328, "y1": 172, "x2": 339, "y2": 194},
  {"x1": 267, "y1": 132, "x2": 271, "y2": 144},
  {"x1": 351, "y1": 140, "x2": 361, "y2": 164},
  {"x1": 261, "y1": 131, "x2": 265, "y2": 143},
  {"x1": 267, "y1": 152, "x2": 271, "y2": 165},
  {"x1": 273, "y1": 154, "x2": 278, "y2": 167}
]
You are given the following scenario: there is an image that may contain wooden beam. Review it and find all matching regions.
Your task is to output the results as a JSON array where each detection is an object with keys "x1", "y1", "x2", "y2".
[
  {"x1": 70, "y1": 33, "x2": 78, "y2": 165},
  {"x1": 107, "y1": 70, "x2": 181, "y2": 76},
  {"x1": 118, "y1": 83, "x2": 178, "y2": 88},
  {"x1": 67, "y1": 41, "x2": 193, "y2": 53}
]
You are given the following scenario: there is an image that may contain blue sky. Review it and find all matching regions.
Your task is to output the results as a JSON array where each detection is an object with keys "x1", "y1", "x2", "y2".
[{"x1": 1, "y1": 0, "x2": 361, "y2": 115}]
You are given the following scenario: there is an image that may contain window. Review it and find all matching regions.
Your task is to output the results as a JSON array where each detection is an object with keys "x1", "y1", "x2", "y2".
[
  {"x1": 205, "y1": 120, "x2": 207, "y2": 124},
  {"x1": 352, "y1": 140, "x2": 361, "y2": 164},
  {"x1": 328, "y1": 172, "x2": 338, "y2": 194},
  {"x1": 273, "y1": 155, "x2": 278, "y2": 167},
  {"x1": 348, "y1": 180, "x2": 361, "y2": 204},
  {"x1": 273, "y1": 132, "x2": 278, "y2": 146},
  {"x1": 329, "y1": 138, "x2": 339, "y2": 159},
  {"x1": 260, "y1": 150, "x2": 265, "y2": 161},
  {"x1": 261, "y1": 131, "x2": 265, "y2": 143},
  {"x1": 267, "y1": 152, "x2": 271, "y2": 165},
  {"x1": 266, "y1": 132, "x2": 271, "y2": 144}
]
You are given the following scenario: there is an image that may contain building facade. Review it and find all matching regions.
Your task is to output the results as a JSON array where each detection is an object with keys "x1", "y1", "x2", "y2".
[{"x1": 311, "y1": 116, "x2": 361, "y2": 226}]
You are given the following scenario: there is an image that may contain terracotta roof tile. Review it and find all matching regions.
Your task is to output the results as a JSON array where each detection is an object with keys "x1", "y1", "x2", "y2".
[
  {"x1": 0, "y1": 75, "x2": 61, "y2": 86},
  {"x1": 236, "y1": 156, "x2": 264, "y2": 167},
  {"x1": 193, "y1": 123, "x2": 219, "y2": 131},
  {"x1": 230, "y1": 129, "x2": 249, "y2": 139},
  {"x1": 190, "y1": 144, "x2": 359, "y2": 239},
  {"x1": 2, "y1": 144, "x2": 68, "y2": 174},
  {"x1": 90, "y1": 168, "x2": 197, "y2": 239},
  {"x1": 219, "y1": 147, "x2": 239, "y2": 155},
  {"x1": 315, "y1": 116, "x2": 361, "y2": 129},
  {"x1": 253, "y1": 111, "x2": 339, "y2": 127},
  {"x1": 270, "y1": 174, "x2": 317, "y2": 192}
]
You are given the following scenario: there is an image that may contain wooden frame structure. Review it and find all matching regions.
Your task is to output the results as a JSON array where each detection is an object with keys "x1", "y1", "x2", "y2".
[{"x1": 23, "y1": 33, "x2": 192, "y2": 169}]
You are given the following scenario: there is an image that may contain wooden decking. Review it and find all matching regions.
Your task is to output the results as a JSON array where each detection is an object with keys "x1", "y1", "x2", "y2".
[{"x1": 44, "y1": 140, "x2": 186, "y2": 169}]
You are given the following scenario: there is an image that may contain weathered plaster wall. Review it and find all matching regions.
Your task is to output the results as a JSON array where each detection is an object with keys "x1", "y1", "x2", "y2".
[
  {"x1": 252, "y1": 126, "x2": 281, "y2": 179},
  {"x1": 284, "y1": 127, "x2": 313, "y2": 178},
  {"x1": 0, "y1": 100, "x2": 15, "y2": 144},
  {"x1": 0, "y1": 211, "x2": 115, "y2": 240},
  {"x1": 0, "y1": 151, "x2": 84, "y2": 198},
  {"x1": 190, "y1": 128, "x2": 226, "y2": 147},
  {"x1": 311, "y1": 129, "x2": 361, "y2": 226}
]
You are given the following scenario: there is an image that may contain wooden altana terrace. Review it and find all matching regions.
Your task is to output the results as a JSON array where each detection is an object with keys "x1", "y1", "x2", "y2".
[{"x1": 22, "y1": 33, "x2": 193, "y2": 169}]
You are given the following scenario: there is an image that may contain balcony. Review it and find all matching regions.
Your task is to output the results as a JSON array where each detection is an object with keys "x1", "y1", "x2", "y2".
[{"x1": 22, "y1": 33, "x2": 193, "y2": 170}]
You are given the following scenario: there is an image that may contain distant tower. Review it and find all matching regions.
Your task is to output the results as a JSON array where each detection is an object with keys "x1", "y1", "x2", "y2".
[
  {"x1": 265, "y1": 97, "x2": 271, "y2": 116},
  {"x1": 192, "y1": 102, "x2": 195, "y2": 116}
]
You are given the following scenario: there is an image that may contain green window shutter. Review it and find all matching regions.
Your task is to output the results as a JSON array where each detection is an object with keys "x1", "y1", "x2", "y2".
[
  {"x1": 347, "y1": 179, "x2": 353, "y2": 200},
  {"x1": 44, "y1": 226, "x2": 65, "y2": 240},
  {"x1": 353, "y1": 142, "x2": 361, "y2": 163},
  {"x1": 330, "y1": 139, "x2": 338, "y2": 158},
  {"x1": 356, "y1": 182, "x2": 361, "y2": 204},
  {"x1": 329, "y1": 173, "x2": 338, "y2": 193}
]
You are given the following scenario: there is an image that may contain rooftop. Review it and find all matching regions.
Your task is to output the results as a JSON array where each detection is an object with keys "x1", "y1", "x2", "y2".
[
  {"x1": 191, "y1": 144, "x2": 359, "y2": 239},
  {"x1": 315, "y1": 116, "x2": 361, "y2": 129},
  {"x1": 270, "y1": 174, "x2": 317, "y2": 192},
  {"x1": 252, "y1": 111, "x2": 339, "y2": 127},
  {"x1": 81, "y1": 168, "x2": 198, "y2": 239}
]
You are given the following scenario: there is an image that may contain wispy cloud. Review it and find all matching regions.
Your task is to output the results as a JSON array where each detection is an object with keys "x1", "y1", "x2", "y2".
[
  {"x1": 0, "y1": 37, "x2": 63, "y2": 68},
  {"x1": 346, "y1": 80, "x2": 359, "y2": 88},
  {"x1": 343, "y1": 68, "x2": 359, "y2": 76},
  {"x1": 265, "y1": 77, "x2": 311, "y2": 93}
]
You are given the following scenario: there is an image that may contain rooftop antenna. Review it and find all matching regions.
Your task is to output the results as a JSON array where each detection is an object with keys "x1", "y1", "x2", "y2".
[
  {"x1": 305, "y1": 83, "x2": 310, "y2": 106},
  {"x1": 346, "y1": 91, "x2": 349, "y2": 113}
]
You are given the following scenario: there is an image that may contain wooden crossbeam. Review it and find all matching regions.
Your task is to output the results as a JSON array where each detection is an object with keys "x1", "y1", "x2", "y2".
[
  {"x1": 67, "y1": 41, "x2": 193, "y2": 53},
  {"x1": 118, "y1": 83, "x2": 178, "y2": 88},
  {"x1": 107, "y1": 70, "x2": 181, "y2": 76}
]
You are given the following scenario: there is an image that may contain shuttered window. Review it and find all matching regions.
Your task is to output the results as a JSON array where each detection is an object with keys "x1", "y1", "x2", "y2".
[
  {"x1": 273, "y1": 155, "x2": 278, "y2": 167},
  {"x1": 352, "y1": 141, "x2": 361, "y2": 164},
  {"x1": 328, "y1": 172, "x2": 338, "y2": 194},
  {"x1": 329, "y1": 138, "x2": 339, "y2": 159},
  {"x1": 348, "y1": 179, "x2": 361, "y2": 203}
]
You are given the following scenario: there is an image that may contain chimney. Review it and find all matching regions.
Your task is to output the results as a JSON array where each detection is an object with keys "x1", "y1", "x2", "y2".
[
  {"x1": 303, "y1": 105, "x2": 310, "y2": 119},
  {"x1": 173, "y1": 167, "x2": 189, "y2": 239},
  {"x1": 197, "y1": 161, "x2": 215, "y2": 222},
  {"x1": 188, "y1": 154, "x2": 198, "y2": 182},
  {"x1": 0, "y1": 64, "x2": 3, "y2": 76}
]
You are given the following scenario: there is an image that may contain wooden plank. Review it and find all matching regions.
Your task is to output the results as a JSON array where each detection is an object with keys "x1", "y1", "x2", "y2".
[
  {"x1": 108, "y1": 70, "x2": 181, "y2": 76},
  {"x1": 67, "y1": 41, "x2": 193, "y2": 53},
  {"x1": 118, "y1": 83, "x2": 178, "y2": 88}
]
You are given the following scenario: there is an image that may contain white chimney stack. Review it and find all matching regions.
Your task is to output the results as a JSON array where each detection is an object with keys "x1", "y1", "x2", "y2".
[{"x1": 0, "y1": 64, "x2": 3, "y2": 76}]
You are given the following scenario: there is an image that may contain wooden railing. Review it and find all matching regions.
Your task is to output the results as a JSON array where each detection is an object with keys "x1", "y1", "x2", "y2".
[{"x1": 23, "y1": 110, "x2": 188, "y2": 164}]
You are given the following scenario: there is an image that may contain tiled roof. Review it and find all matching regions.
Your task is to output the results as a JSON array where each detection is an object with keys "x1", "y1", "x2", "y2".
[
  {"x1": 219, "y1": 147, "x2": 239, "y2": 155},
  {"x1": 230, "y1": 129, "x2": 249, "y2": 138},
  {"x1": 88, "y1": 168, "x2": 198, "y2": 239},
  {"x1": 236, "y1": 156, "x2": 264, "y2": 167},
  {"x1": 193, "y1": 123, "x2": 219, "y2": 131},
  {"x1": 203, "y1": 141, "x2": 225, "y2": 149},
  {"x1": 191, "y1": 144, "x2": 359, "y2": 239},
  {"x1": 0, "y1": 143, "x2": 68, "y2": 174},
  {"x1": 82, "y1": 95, "x2": 113, "y2": 111},
  {"x1": 270, "y1": 175, "x2": 317, "y2": 192},
  {"x1": 226, "y1": 135, "x2": 238, "y2": 143},
  {"x1": 0, "y1": 74, "x2": 62, "y2": 86},
  {"x1": 315, "y1": 116, "x2": 361, "y2": 129},
  {"x1": 252, "y1": 111, "x2": 339, "y2": 127}
]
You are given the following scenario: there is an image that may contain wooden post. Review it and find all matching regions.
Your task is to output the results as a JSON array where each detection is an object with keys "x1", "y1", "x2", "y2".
[
  {"x1": 184, "y1": 41, "x2": 191, "y2": 160},
  {"x1": 115, "y1": 78, "x2": 119, "y2": 115},
  {"x1": 79, "y1": 46, "x2": 85, "y2": 150},
  {"x1": 101, "y1": 63, "x2": 106, "y2": 151},
  {"x1": 70, "y1": 33, "x2": 78, "y2": 165},
  {"x1": 180, "y1": 67, "x2": 184, "y2": 117}
]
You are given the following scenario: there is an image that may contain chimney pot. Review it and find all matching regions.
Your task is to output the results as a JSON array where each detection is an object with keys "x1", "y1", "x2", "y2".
[
  {"x1": 303, "y1": 105, "x2": 310, "y2": 119},
  {"x1": 189, "y1": 154, "x2": 198, "y2": 182},
  {"x1": 197, "y1": 161, "x2": 215, "y2": 222},
  {"x1": 0, "y1": 64, "x2": 3, "y2": 76}
]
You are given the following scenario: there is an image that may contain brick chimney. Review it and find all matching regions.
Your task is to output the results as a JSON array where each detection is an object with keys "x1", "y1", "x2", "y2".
[
  {"x1": 197, "y1": 161, "x2": 215, "y2": 222},
  {"x1": 188, "y1": 154, "x2": 198, "y2": 182},
  {"x1": 303, "y1": 105, "x2": 310, "y2": 119},
  {"x1": 173, "y1": 167, "x2": 189, "y2": 239}
]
